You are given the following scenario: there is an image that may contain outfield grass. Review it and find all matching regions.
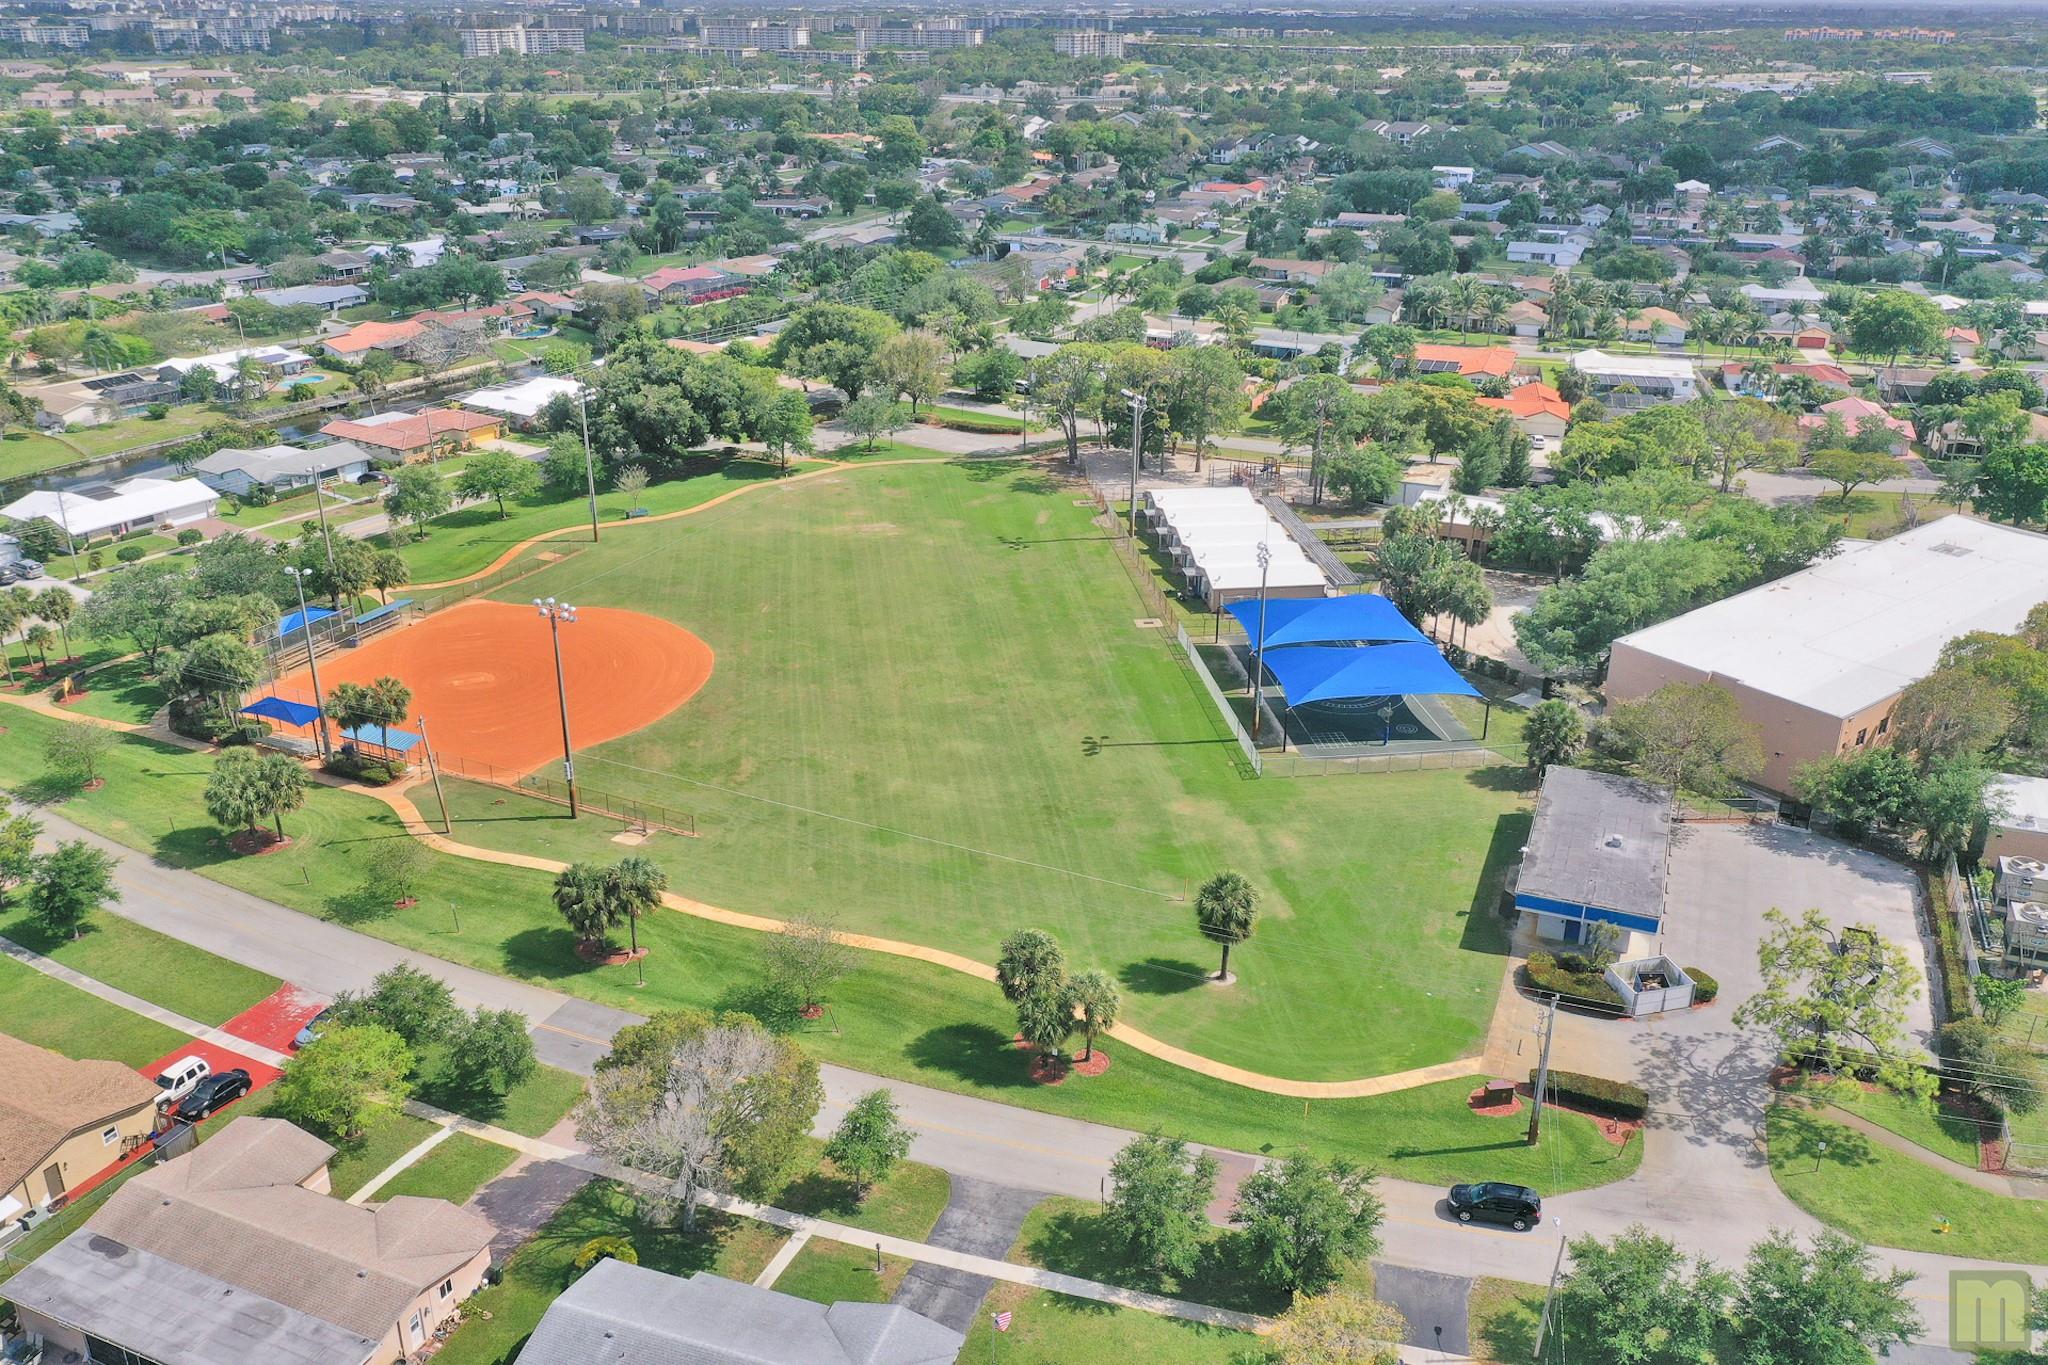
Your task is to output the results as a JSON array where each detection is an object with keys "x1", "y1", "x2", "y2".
[
  {"x1": 376, "y1": 455, "x2": 817, "y2": 583},
  {"x1": 370, "y1": 1131, "x2": 517, "y2": 1205},
  {"x1": 432, "y1": 1179, "x2": 789, "y2": 1365},
  {"x1": 455, "y1": 458, "x2": 1527, "y2": 1081},
  {"x1": 0, "y1": 596, "x2": 1635, "y2": 1196},
  {"x1": 1766, "y1": 1105, "x2": 2048, "y2": 1261},
  {"x1": 0, "y1": 951, "x2": 190, "y2": 1067},
  {"x1": 0, "y1": 902, "x2": 279, "y2": 1027}
]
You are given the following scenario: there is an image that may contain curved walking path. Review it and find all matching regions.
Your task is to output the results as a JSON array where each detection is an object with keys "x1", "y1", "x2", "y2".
[
  {"x1": 367, "y1": 773, "x2": 1483, "y2": 1100},
  {"x1": 0, "y1": 685, "x2": 1487, "y2": 1099}
]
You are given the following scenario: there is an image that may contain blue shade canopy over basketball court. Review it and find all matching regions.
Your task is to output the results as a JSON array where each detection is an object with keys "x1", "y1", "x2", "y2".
[{"x1": 1224, "y1": 594, "x2": 1429, "y2": 650}]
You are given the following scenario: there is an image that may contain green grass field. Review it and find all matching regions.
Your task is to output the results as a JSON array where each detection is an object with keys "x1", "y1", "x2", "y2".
[
  {"x1": 1766, "y1": 1105, "x2": 2048, "y2": 1261},
  {"x1": 0, "y1": 951, "x2": 190, "y2": 1067},
  {"x1": 0, "y1": 703, "x2": 1633, "y2": 1193},
  {"x1": 962, "y1": 1281, "x2": 1256, "y2": 1362},
  {"x1": 770, "y1": 1239, "x2": 914, "y2": 1304},
  {"x1": 446, "y1": 458, "x2": 1526, "y2": 1082},
  {"x1": 412, "y1": 1045, "x2": 585, "y2": 1139},
  {"x1": 1779, "y1": 1075, "x2": 1986, "y2": 1168},
  {"x1": 377, "y1": 455, "x2": 818, "y2": 583},
  {"x1": 324, "y1": 1107, "x2": 444, "y2": 1200},
  {"x1": 0, "y1": 902, "x2": 279, "y2": 1027},
  {"x1": 370, "y1": 1131, "x2": 518, "y2": 1205},
  {"x1": 58, "y1": 656, "x2": 170, "y2": 725}
]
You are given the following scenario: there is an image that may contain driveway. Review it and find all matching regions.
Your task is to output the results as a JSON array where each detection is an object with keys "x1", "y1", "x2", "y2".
[{"x1": 1546, "y1": 820, "x2": 1938, "y2": 1267}]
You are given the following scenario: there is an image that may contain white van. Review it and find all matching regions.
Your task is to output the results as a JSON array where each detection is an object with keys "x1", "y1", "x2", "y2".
[{"x1": 153, "y1": 1055, "x2": 211, "y2": 1110}]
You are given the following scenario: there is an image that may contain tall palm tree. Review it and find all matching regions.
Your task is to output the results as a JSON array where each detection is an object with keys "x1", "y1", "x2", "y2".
[
  {"x1": 552, "y1": 863, "x2": 617, "y2": 953},
  {"x1": 1195, "y1": 871, "x2": 1259, "y2": 982},
  {"x1": 1446, "y1": 276, "x2": 1481, "y2": 339},
  {"x1": 1475, "y1": 290, "x2": 1511, "y2": 338}
]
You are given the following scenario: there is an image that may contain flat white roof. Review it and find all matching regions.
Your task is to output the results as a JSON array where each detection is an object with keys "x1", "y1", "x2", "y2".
[
  {"x1": 1991, "y1": 773, "x2": 2048, "y2": 834},
  {"x1": 456, "y1": 375, "x2": 583, "y2": 419},
  {"x1": 1, "y1": 476, "x2": 215, "y2": 537},
  {"x1": 1615, "y1": 518, "x2": 2048, "y2": 718},
  {"x1": 1571, "y1": 349, "x2": 1697, "y2": 383}
]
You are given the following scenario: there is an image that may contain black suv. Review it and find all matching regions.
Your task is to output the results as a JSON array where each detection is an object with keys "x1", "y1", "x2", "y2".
[
  {"x1": 172, "y1": 1069, "x2": 252, "y2": 1123},
  {"x1": 1447, "y1": 1181, "x2": 1542, "y2": 1230}
]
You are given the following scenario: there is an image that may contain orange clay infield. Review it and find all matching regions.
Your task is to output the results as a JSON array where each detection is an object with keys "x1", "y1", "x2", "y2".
[{"x1": 273, "y1": 600, "x2": 713, "y2": 775}]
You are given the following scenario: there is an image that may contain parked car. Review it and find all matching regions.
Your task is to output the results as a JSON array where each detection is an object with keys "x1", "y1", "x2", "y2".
[
  {"x1": 153, "y1": 1055, "x2": 211, "y2": 1110},
  {"x1": 15, "y1": 558, "x2": 41, "y2": 578},
  {"x1": 1446, "y1": 1182, "x2": 1542, "y2": 1230},
  {"x1": 293, "y1": 1007, "x2": 332, "y2": 1049},
  {"x1": 172, "y1": 1069, "x2": 252, "y2": 1123}
]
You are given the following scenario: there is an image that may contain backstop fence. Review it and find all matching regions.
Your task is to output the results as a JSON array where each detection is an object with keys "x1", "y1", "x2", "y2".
[{"x1": 433, "y1": 749, "x2": 697, "y2": 837}]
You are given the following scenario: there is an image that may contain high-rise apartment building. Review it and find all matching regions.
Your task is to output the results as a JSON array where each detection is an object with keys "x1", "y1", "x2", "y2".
[{"x1": 1054, "y1": 29, "x2": 1124, "y2": 58}]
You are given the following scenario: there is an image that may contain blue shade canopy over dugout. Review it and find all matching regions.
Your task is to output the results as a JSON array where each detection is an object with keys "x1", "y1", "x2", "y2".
[
  {"x1": 240, "y1": 696, "x2": 322, "y2": 726},
  {"x1": 1260, "y1": 643, "x2": 1481, "y2": 706},
  {"x1": 275, "y1": 606, "x2": 337, "y2": 639},
  {"x1": 341, "y1": 723, "x2": 422, "y2": 754},
  {"x1": 1225, "y1": 594, "x2": 1428, "y2": 649}
]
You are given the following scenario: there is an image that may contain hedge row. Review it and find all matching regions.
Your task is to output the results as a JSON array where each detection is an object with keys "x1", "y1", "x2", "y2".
[
  {"x1": 1524, "y1": 951, "x2": 1624, "y2": 1012},
  {"x1": 1686, "y1": 967, "x2": 1719, "y2": 1004},
  {"x1": 1531, "y1": 1068, "x2": 1650, "y2": 1122},
  {"x1": 924, "y1": 412, "x2": 1023, "y2": 434}
]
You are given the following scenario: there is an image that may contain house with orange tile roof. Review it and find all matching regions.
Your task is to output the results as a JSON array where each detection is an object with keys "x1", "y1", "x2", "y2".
[
  {"x1": 318, "y1": 408, "x2": 502, "y2": 463},
  {"x1": 1478, "y1": 381, "x2": 1571, "y2": 445},
  {"x1": 319, "y1": 319, "x2": 424, "y2": 361},
  {"x1": 1410, "y1": 343, "x2": 1518, "y2": 380}
]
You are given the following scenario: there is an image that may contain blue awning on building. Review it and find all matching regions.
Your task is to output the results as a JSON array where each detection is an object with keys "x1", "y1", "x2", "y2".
[
  {"x1": 1260, "y1": 643, "x2": 1481, "y2": 705},
  {"x1": 275, "y1": 606, "x2": 337, "y2": 639},
  {"x1": 1225, "y1": 594, "x2": 1428, "y2": 649},
  {"x1": 240, "y1": 696, "x2": 323, "y2": 727}
]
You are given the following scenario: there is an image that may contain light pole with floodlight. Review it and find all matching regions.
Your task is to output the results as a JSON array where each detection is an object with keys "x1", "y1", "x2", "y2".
[
  {"x1": 1252, "y1": 540, "x2": 1272, "y2": 745},
  {"x1": 1120, "y1": 388, "x2": 1146, "y2": 538},
  {"x1": 284, "y1": 566, "x2": 333, "y2": 758},
  {"x1": 575, "y1": 380, "x2": 600, "y2": 544},
  {"x1": 535, "y1": 597, "x2": 580, "y2": 817}
]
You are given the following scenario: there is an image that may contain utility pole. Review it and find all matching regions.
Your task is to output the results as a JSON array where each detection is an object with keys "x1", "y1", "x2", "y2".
[
  {"x1": 535, "y1": 598, "x2": 580, "y2": 817},
  {"x1": 415, "y1": 714, "x2": 452, "y2": 834},
  {"x1": 285, "y1": 567, "x2": 333, "y2": 759},
  {"x1": 1527, "y1": 996, "x2": 1556, "y2": 1146},
  {"x1": 1531, "y1": 1215, "x2": 1567, "y2": 1362},
  {"x1": 576, "y1": 381, "x2": 600, "y2": 543}
]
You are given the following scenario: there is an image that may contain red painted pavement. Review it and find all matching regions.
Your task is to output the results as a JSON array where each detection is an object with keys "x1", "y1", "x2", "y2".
[
  {"x1": 137, "y1": 1039, "x2": 281, "y2": 1095},
  {"x1": 222, "y1": 984, "x2": 329, "y2": 1053}
]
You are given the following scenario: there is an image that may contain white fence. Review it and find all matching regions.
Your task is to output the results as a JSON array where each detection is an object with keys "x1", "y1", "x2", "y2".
[
  {"x1": 1175, "y1": 620, "x2": 1261, "y2": 775},
  {"x1": 1605, "y1": 956, "x2": 1695, "y2": 1017}
]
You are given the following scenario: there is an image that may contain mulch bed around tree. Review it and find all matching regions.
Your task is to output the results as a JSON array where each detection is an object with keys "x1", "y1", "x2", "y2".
[
  {"x1": 574, "y1": 942, "x2": 648, "y2": 966},
  {"x1": 1468, "y1": 1082, "x2": 1641, "y2": 1148},
  {"x1": 1069, "y1": 1047, "x2": 1111, "y2": 1078},
  {"x1": 225, "y1": 829, "x2": 292, "y2": 857},
  {"x1": 54, "y1": 689, "x2": 90, "y2": 706},
  {"x1": 1008, "y1": 1034, "x2": 1112, "y2": 1084}
]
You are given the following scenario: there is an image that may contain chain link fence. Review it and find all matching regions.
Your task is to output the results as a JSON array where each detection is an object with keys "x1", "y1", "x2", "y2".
[{"x1": 434, "y1": 750, "x2": 696, "y2": 837}]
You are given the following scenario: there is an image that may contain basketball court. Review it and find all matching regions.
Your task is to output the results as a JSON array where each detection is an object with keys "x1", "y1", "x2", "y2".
[{"x1": 268, "y1": 600, "x2": 714, "y2": 776}]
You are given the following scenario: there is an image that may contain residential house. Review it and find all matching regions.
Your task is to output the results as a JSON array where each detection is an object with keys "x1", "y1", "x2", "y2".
[
  {"x1": 456, "y1": 375, "x2": 585, "y2": 427},
  {"x1": 1478, "y1": 381, "x2": 1571, "y2": 449},
  {"x1": 1368, "y1": 121, "x2": 1435, "y2": 146},
  {"x1": 29, "y1": 371, "x2": 179, "y2": 427},
  {"x1": 154, "y1": 345, "x2": 311, "y2": 387},
  {"x1": 1410, "y1": 343, "x2": 1517, "y2": 382},
  {"x1": 509, "y1": 289, "x2": 580, "y2": 320},
  {"x1": 641, "y1": 263, "x2": 745, "y2": 304},
  {"x1": 1508, "y1": 140, "x2": 1574, "y2": 160},
  {"x1": 1623, "y1": 307, "x2": 1689, "y2": 346},
  {"x1": 753, "y1": 195, "x2": 829, "y2": 219},
  {"x1": 5, "y1": 1117, "x2": 494, "y2": 1365},
  {"x1": 1947, "y1": 325, "x2": 1980, "y2": 360},
  {"x1": 319, "y1": 409, "x2": 501, "y2": 463},
  {"x1": 1721, "y1": 361, "x2": 1856, "y2": 397},
  {"x1": 0, "y1": 1033, "x2": 159, "y2": 1229},
  {"x1": 0, "y1": 475, "x2": 216, "y2": 541},
  {"x1": 193, "y1": 441, "x2": 374, "y2": 497},
  {"x1": 1505, "y1": 238, "x2": 1587, "y2": 268},
  {"x1": 251, "y1": 283, "x2": 368, "y2": 314},
  {"x1": 320, "y1": 319, "x2": 424, "y2": 362},
  {"x1": 522, "y1": 1258, "x2": 963, "y2": 1364},
  {"x1": 1796, "y1": 396, "x2": 1913, "y2": 453},
  {"x1": 1249, "y1": 257, "x2": 1334, "y2": 286},
  {"x1": 314, "y1": 249, "x2": 374, "y2": 282},
  {"x1": 1572, "y1": 349, "x2": 1699, "y2": 407},
  {"x1": 1106, "y1": 220, "x2": 1167, "y2": 244}
]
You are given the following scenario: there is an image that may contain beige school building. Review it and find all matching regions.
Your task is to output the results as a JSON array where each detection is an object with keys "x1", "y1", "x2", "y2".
[{"x1": 1606, "y1": 518, "x2": 2048, "y2": 794}]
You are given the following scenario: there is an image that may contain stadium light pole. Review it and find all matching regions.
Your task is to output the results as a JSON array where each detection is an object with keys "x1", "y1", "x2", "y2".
[
  {"x1": 535, "y1": 597, "x2": 580, "y2": 818},
  {"x1": 575, "y1": 378, "x2": 600, "y2": 544},
  {"x1": 1253, "y1": 540, "x2": 1272, "y2": 748},
  {"x1": 284, "y1": 566, "x2": 333, "y2": 759},
  {"x1": 1120, "y1": 388, "x2": 1146, "y2": 538}
]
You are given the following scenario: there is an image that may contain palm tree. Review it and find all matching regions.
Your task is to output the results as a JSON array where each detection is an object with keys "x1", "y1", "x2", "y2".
[
  {"x1": 1194, "y1": 870, "x2": 1259, "y2": 982},
  {"x1": 608, "y1": 855, "x2": 666, "y2": 963},
  {"x1": 552, "y1": 863, "x2": 617, "y2": 953},
  {"x1": 354, "y1": 366, "x2": 386, "y2": 415},
  {"x1": 1445, "y1": 276, "x2": 1481, "y2": 339},
  {"x1": 35, "y1": 587, "x2": 73, "y2": 663},
  {"x1": 0, "y1": 595, "x2": 19, "y2": 681},
  {"x1": 24, "y1": 623, "x2": 52, "y2": 669},
  {"x1": 1475, "y1": 290, "x2": 1511, "y2": 338},
  {"x1": 1065, "y1": 969, "x2": 1120, "y2": 1062},
  {"x1": 232, "y1": 355, "x2": 270, "y2": 416}
]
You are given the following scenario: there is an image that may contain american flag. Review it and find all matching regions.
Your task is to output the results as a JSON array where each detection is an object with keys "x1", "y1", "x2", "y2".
[{"x1": 993, "y1": 1311, "x2": 1013, "y2": 1333}]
